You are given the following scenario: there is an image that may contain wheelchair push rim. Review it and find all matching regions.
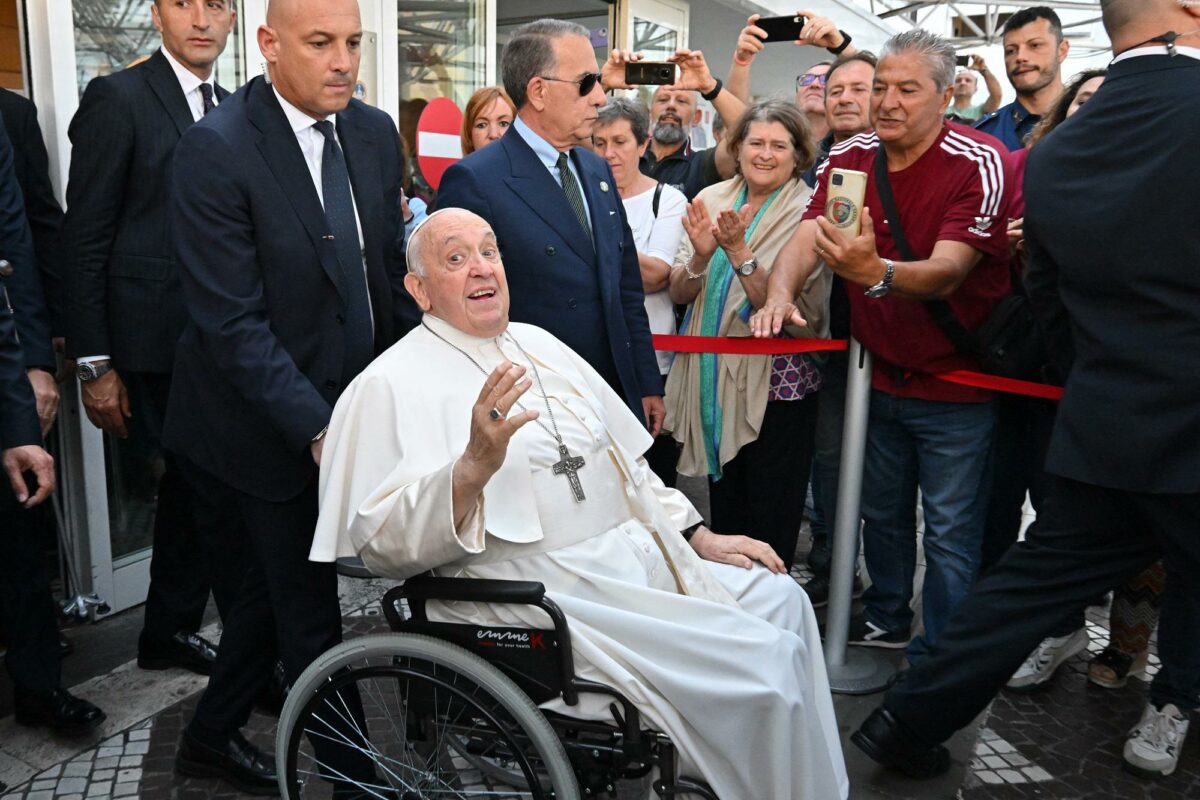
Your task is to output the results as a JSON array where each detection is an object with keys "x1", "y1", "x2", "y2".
[{"x1": 277, "y1": 633, "x2": 580, "y2": 800}]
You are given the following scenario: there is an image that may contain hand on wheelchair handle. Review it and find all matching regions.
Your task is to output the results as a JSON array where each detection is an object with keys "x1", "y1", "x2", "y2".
[{"x1": 688, "y1": 526, "x2": 787, "y2": 574}]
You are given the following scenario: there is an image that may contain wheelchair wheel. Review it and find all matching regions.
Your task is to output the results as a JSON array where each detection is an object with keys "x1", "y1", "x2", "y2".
[{"x1": 277, "y1": 633, "x2": 580, "y2": 800}]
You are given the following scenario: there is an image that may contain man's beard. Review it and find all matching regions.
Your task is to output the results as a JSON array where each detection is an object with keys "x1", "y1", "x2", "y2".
[
  {"x1": 653, "y1": 121, "x2": 688, "y2": 145},
  {"x1": 1012, "y1": 63, "x2": 1058, "y2": 96}
]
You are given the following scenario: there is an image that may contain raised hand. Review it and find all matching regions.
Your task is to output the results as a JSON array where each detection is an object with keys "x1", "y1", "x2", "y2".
[
  {"x1": 459, "y1": 362, "x2": 540, "y2": 484},
  {"x1": 683, "y1": 198, "x2": 719, "y2": 260}
]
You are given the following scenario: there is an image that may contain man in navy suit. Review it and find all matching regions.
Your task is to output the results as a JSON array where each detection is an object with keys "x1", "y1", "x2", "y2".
[
  {"x1": 437, "y1": 19, "x2": 664, "y2": 432},
  {"x1": 165, "y1": 0, "x2": 415, "y2": 791},
  {"x1": 853, "y1": 0, "x2": 1200, "y2": 780},
  {"x1": 60, "y1": 0, "x2": 238, "y2": 676}
]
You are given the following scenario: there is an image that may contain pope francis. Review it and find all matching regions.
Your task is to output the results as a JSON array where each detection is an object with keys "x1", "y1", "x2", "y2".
[{"x1": 310, "y1": 208, "x2": 848, "y2": 799}]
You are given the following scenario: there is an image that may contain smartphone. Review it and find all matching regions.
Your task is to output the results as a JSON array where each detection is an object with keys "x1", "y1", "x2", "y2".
[
  {"x1": 955, "y1": 55, "x2": 971, "y2": 68},
  {"x1": 825, "y1": 169, "x2": 869, "y2": 237},
  {"x1": 625, "y1": 61, "x2": 676, "y2": 85},
  {"x1": 756, "y1": 15, "x2": 808, "y2": 43}
]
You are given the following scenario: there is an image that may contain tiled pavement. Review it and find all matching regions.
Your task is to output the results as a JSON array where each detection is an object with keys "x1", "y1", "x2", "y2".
[{"x1": 2, "y1": 544, "x2": 1197, "y2": 798}]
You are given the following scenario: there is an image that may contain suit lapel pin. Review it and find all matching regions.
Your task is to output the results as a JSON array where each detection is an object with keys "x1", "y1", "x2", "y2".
[{"x1": 599, "y1": 181, "x2": 610, "y2": 193}]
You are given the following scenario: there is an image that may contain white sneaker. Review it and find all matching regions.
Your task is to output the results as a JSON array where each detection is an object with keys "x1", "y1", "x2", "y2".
[
  {"x1": 1123, "y1": 703, "x2": 1190, "y2": 778},
  {"x1": 1005, "y1": 628, "x2": 1089, "y2": 691}
]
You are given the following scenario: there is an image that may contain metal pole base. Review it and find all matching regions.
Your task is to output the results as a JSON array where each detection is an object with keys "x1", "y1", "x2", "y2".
[{"x1": 826, "y1": 648, "x2": 895, "y2": 696}]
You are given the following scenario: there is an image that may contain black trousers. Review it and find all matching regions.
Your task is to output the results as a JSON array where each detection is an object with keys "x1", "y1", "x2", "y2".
[
  {"x1": 0, "y1": 482, "x2": 61, "y2": 692},
  {"x1": 708, "y1": 398, "x2": 819, "y2": 569},
  {"x1": 885, "y1": 476, "x2": 1200, "y2": 745},
  {"x1": 180, "y1": 458, "x2": 373, "y2": 779},
  {"x1": 124, "y1": 371, "x2": 235, "y2": 653}
]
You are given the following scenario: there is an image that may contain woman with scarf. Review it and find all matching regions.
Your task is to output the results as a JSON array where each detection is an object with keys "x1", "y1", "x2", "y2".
[{"x1": 665, "y1": 100, "x2": 828, "y2": 568}]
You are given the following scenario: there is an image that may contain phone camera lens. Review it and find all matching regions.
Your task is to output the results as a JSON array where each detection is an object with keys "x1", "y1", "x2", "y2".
[
  {"x1": 832, "y1": 174, "x2": 844, "y2": 186},
  {"x1": 658, "y1": 67, "x2": 673, "y2": 81}
]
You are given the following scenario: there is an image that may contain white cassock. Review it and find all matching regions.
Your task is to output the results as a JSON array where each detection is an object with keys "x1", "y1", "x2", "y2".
[{"x1": 311, "y1": 314, "x2": 849, "y2": 800}]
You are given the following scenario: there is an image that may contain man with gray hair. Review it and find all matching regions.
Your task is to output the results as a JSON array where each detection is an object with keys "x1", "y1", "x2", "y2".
[
  {"x1": 437, "y1": 19, "x2": 665, "y2": 437},
  {"x1": 753, "y1": 29, "x2": 1012, "y2": 660}
]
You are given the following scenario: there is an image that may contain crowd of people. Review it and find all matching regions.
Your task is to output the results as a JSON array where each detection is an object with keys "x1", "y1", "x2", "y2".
[{"x1": 0, "y1": 0, "x2": 1196, "y2": 796}]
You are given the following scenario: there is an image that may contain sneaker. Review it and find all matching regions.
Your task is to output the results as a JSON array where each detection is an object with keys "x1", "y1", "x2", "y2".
[
  {"x1": 847, "y1": 613, "x2": 910, "y2": 649},
  {"x1": 1123, "y1": 703, "x2": 1190, "y2": 778},
  {"x1": 1005, "y1": 628, "x2": 1089, "y2": 692}
]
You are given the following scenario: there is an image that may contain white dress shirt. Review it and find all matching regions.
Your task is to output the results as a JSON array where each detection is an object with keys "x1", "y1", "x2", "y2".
[{"x1": 160, "y1": 45, "x2": 217, "y2": 123}]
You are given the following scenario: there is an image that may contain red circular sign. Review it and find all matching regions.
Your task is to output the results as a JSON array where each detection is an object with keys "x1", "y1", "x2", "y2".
[{"x1": 416, "y1": 97, "x2": 464, "y2": 190}]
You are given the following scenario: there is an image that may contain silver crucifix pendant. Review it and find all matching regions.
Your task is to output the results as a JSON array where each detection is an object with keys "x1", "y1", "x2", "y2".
[{"x1": 552, "y1": 444, "x2": 587, "y2": 502}]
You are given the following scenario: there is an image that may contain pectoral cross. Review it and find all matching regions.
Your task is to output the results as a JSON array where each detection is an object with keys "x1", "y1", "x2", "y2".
[{"x1": 552, "y1": 444, "x2": 587, "y2": 502}]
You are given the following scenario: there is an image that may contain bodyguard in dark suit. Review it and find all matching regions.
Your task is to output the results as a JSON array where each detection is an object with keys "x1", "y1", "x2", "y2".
[
  {"x1": 437, "y1": 19, "x2": 664, "y2": 430},
  {"x1": 853, "y1": 0, "x2": 1200, "y2": 780},
  {"x1": 0, "y1": 124, "x2": 103, "y2": 738},
  {"x1": 166, "y1": 0, "x2": 415, "y2": 790},
  {"x1": 60, "y1": 0, "x2": 237, "y2": 675},
  {"x1": 0, "y1": 89, "x2": 66, "y2": 337}
]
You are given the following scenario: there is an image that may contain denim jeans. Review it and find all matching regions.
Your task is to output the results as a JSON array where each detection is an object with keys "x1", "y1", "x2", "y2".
[
  {"x1": 806, "y1": 351, "x2": 848, "y2": 577},
  {"x1": 860, "y1": 390, "x2": 995, "y2": 661}
]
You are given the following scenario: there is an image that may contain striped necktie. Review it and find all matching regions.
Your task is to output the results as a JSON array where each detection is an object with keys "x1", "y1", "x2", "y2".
[{"x1": 556, "y1": 151, "x2": 592, "y2": 245}]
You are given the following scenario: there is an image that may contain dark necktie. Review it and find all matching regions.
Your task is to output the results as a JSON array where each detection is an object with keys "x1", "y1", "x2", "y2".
[
  {"x1": 556, "y1": 152, "x2": 592, "y2": 244},
  {"x1": 314, "y1": 120, "x2": 374, "y2": 384},
  {"x1": 198, "y1": 83, "x2": 215, "y2": 116}
]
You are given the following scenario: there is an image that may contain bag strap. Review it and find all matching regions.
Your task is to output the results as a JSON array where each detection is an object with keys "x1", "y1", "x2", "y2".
[
  {"x1": 652, "y1": 181, "x2": 664, "y2": 219},
  {"x1": 872, "y1": 147, "x2": 981, "y2": 359}
]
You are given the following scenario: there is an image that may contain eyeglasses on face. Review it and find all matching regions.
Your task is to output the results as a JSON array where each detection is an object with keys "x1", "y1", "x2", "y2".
[
  {"x1": 796, "y1": 72, "x2": 828, "y2": 90},
  {"x1": 540, "y1": 72, "x2": 603, "y2": 96}
]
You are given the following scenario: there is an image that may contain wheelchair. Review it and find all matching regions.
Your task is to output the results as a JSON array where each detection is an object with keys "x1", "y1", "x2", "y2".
[{"x1": 275, "y1": 574, "x2": 719, "y2": 799}]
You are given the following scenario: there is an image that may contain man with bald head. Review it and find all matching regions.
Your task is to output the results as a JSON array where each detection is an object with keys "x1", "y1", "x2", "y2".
[
  {"x1": 165, "y1": 0, "x2": 416, "y2": 791},
  {"x1": 311, "y1": 207, "x2": 848, "y2": 800}
]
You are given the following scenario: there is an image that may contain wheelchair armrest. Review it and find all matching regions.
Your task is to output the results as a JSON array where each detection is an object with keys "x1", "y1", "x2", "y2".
[{"x1": 402, "y1": 575, "x2": 547, "y2": 605}]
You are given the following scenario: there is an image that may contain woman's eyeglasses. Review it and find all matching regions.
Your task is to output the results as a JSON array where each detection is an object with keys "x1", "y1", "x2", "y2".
[
  {"x1": 795, "y1": 73, "x2": 828, "y2": 90},
  {"x1": 540, "y1": 72, "x2": 603, "y2": 96}
]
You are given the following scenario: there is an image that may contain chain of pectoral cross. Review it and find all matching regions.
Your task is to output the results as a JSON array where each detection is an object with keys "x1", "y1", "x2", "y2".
[{"x1": 421, "y1": 323, "x2": 587, "y2": 502}]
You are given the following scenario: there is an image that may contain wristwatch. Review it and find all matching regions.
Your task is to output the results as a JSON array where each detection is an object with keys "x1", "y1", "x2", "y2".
[
  {"x1": 864, "y1": 258, "x2": 895, "y2": 298},
  {"x1": 736, "y1": 256, "x2": 759, "y2": 276},
  {"x1": 77, "y1": 360, "x2": 113, "y2": 382}
]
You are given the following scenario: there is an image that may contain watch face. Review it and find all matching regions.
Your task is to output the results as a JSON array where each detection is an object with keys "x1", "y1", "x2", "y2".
[{"x1": 738, "y1": 260, "x2": 756, "y2": 275}]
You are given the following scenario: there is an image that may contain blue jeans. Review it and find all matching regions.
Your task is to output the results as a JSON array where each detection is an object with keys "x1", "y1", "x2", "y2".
[{"x1": 860, "y1": 390, "x2": 995, "y2": 661}]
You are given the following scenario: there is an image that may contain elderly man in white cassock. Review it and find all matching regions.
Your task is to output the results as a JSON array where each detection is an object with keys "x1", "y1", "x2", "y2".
[{"x1": 310, "y1": 207, "x2": 848, "y2": 800}]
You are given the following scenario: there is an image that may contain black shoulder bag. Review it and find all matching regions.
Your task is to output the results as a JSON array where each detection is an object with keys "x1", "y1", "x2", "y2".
[{"x1": 871, "y1": 147, "x2": 1045, "y2": 381}]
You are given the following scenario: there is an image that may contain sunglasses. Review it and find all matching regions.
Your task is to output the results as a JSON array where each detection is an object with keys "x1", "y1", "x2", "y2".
[
  {"x1": 796, "y1": 73, "x2": 828, "y2": 90},
  {"x1": 541, "y1": 72, "x2": 603, "y2": 96}
]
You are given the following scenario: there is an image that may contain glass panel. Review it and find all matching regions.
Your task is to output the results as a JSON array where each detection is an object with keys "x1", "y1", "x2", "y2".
[
  {"x1": 495, "y1": 0, "x2": 612, "y2": 91},
  {"x1": 71, "y1": 0, "x2": 243, "y2": 98},
  {"x1": 398, "y1": 0, "x2": 486, "y2": 201},
  {"x1": 0, "y1": 0, "x2": 26, "y2": 91},
  {"x1": 632, "y1": 18, "x2": 677, "y2": 60}
]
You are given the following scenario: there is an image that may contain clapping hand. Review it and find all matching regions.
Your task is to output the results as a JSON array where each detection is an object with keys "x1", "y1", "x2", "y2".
[
  {"x1": 683, "y1": 199, "x2": 719, "y2": 260},
  {"x1": 689, "y1": 526, "x2": 787, "y2": 574},
  {"x1": 713, "y1": 207, "x2": 753, "y2": 253}
]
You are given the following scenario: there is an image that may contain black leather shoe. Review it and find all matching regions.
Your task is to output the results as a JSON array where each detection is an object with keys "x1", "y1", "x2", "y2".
[
  {"x1": 176, "y1": 729, "x2": 279, "y2": 796},
  {"x1": 14, "y1": 687, "x2": 106, "y2": 737},
  {"x1": 254, "y1": 661, "x2": 290, "y2": 717},
  {"x1": 852, "y1": 706, "x2": 950, "y2": 779},
  {"x1": 58, "y1": 631, "x2": 74, "y2": 658},
  {"x1": 138, "y1": 631, "x2": 217, "y2": 675}
]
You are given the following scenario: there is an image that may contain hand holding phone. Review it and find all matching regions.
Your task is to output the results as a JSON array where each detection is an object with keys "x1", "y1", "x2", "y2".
[
  {"x1": 825, "y1": 169, "x2": 868, "y2": 238},
  {"x1": 625, "y1": 61, "x2": 677, "y2": 86}
]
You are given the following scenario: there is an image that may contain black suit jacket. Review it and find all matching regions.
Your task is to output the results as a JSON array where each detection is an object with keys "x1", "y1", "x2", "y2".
[
  {"x1": 0, "y1": 279, "x2": 38, "y2": 450},
  {"x1": 0, "y1": 111, "x2": 52, "y2": 375},
  {"x1": 1024, "y1": 54, "x2": 1200, "y2": 494},
  {"x1": 0, "y1": 89, "x2": 65, "y2": 337},
  {"x1": 61, "y1": 49, "x2": 229, "y2": 372},
  {"x1": 436, "y1": 125, "x2": 661, "y2": 421},
  {"x1": 163, "y1": 76, "x2": 417, "y2": 502}
]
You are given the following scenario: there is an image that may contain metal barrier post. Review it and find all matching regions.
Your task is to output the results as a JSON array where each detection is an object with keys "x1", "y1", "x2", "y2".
[{"x1": 824, "y1": 338, "x2": 893, "y2": 694}]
